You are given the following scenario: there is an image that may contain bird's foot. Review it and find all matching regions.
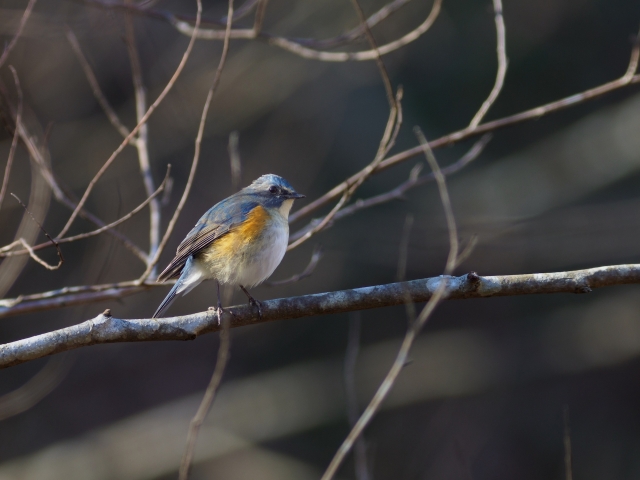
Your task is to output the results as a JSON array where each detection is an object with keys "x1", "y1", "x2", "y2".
[
  {"x1": 239, "y1": 285, "x2": 263, "y2": 319},
  {"x1": 248, "y1": 297, "x2": 263, "y2": 319},
  {"x1": 207, "y1": 305, "x2": 224, "y2": 326}
]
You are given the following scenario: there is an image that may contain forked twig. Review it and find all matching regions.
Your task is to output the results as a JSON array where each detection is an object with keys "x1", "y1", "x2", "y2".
[
  {"x1": 289, "y1": 134, "x2": 490, "y2": 243},
  {"x1": 57, "y1": 0, "x2": 205, "y2": 240},
  {"x1": 0, "y1": 167, "x2": 171, "y2": 259},
  {"x1": 290, "y1": 35, "x2": 640, "y2": 226},
  {"x1": 178, "y1": 5, "x2": 235, "y2": 475},
  {"x1": 269, "y1": 0, "x2": 441, "y2": 62},
  {"x1": 124, "y1": 9, "x2": 161, "y2": 263},
  {"x1": 468, "y1": 0, "x2": 507, "y2": 129},
  {"x1": 321, "y1": 127, "x2": 459, "y2": 479},
  {"x1": 140, "y1": 0, "x2": 235, "y2": 282},
  {"x1": 110, "y1": 0, "x2": 441, "y2": 62},
  {"x1": 288, "y1": 1, "x2": 402, "y2": 251}
]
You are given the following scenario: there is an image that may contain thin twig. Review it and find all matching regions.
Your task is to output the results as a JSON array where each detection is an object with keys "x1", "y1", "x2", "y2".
[
  {"x1": 124, "y1": 6, "x2": 161, "y2": 267},
  {"x1": 91, "y1": 0, "x2": 441, "y2": 62},
  {"x1": 0, "y1": 67, "x2": 23, "y2": 211},
  {"x1": 252, "y1": 0, "x2": 269, "y2": 35},
  {"x1": 179, "y1": 314, "x2": 231, "y2": 479},
  {"x1": 344, "y1": 313, "x2": 371, "y2": 480},
  {"x1": 0, "y1": 167, "x2": 170, "y2": 258},
  {"x1": 0, "y1": 0, "x2": 38, "y2": 69},
  {"x1": 468, "y1": 0, "x2": 507, "y2": 129},
  {"x1": 56, "y1": 0, "x2": 204, "y2": 240},
  {"x1": 296, "y1": 0, "x2": 413, "y2": 49},
  {"x1": 140, "y1": 0, "x2": 235, "y2": 282},
  {"x1": 290, "y1": 135, "x2": 490, "y2": 243},
  {"x1": 563, "y1": 405, "x2": 573, "y2": 480},
  {"x1": 266, "y1": 245, "x2": 323, "y2": 286},
  {"x1": 65, "y1": 27, "x2": 131, "y2": 139},
  {"x1": 290, "y1": 38, "x2": 640, "y2": 225},
  {"x1": 178, "y1": 3, "x2": 235, "y2": 475},
  {"x1": 0, "y1": 86, "x2": 149, "y2": 263},
  {"x1": 267, "y1": 0, "x2": 441, "y2": 62},
  {"x1": 286, "y1": 4, "x2": 403, "y2": 252},
  {"x1": 321, "y1": 127, "x2": 459, "y2": 479}
]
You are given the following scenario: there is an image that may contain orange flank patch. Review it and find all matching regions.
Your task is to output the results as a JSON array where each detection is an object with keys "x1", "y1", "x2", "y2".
[{"x1": 202, "y1": 205, "x2": 269, "y2": 262}]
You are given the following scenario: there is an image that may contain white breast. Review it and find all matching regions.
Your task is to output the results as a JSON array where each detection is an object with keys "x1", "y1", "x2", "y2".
[{"x1": 231, "y1": 210, "x2": 289, "y2": 288}]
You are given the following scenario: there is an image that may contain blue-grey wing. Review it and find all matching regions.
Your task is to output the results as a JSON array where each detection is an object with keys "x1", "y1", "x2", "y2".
[{"x1": 157, "y1": 194, "x2": 258, "y2": 282}]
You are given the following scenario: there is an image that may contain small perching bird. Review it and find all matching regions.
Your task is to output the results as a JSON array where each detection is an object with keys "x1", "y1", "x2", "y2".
[{"x1": 153, "y1": 174, "x2": 305, "y2": 320}]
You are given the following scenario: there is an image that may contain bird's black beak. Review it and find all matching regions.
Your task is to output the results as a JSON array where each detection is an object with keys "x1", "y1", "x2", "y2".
[{"x1": 286, "y1": 191, "x2": 305, "y2": 199}]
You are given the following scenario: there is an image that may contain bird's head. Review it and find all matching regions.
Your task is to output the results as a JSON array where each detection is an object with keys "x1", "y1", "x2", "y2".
[{"x1": 243, "y1": 174, "x2": 305, "y2": 217}]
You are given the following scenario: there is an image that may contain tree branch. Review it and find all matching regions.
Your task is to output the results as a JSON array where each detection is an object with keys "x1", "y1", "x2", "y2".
[
  {"x1": 290, "y1": 42, "x2": 640, "y2": 225},
  {"x1": 1, "y1": 264, "x2": 639, "y2": 369}
]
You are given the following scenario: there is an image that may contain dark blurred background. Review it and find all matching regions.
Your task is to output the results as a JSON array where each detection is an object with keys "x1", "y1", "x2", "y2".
[{"x1": 1, "y1": 0, "x2": 640, "y2": 478}]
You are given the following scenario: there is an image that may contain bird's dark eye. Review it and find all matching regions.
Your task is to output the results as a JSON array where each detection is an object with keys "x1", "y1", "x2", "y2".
[{"x1": 268, "y1": 185, "x2": 278, "y2": 194}]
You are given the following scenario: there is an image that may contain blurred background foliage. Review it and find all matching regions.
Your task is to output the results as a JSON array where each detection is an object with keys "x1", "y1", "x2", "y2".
[{"x1": 0, "y1": 0, "x2": 640, "y2": 478}]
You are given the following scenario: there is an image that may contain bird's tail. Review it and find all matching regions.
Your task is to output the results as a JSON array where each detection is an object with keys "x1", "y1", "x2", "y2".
[
  {"x1": 152, "y1": 257, "x2": 204, "y2": 318},
  {"x1": 152, "y1": 280, "x2": 182, "y2": 318}
]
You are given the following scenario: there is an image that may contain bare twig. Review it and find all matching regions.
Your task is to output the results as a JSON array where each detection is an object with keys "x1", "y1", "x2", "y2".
[
  {"x1": 0, "y1": 0, "x2": 38, "y2": 69},
  {"x1": 1, "y1": 263, "x2": 640, "y2": 368},
  {"x1": 65, "y1": 28, "x2": 131, "y2": 139},
  {"x1": 290, "y1": 135, "x2": 490, "y2": 243},
  {"x1": 290, "y1": 38, "x2": 640, "y2": 225},
  {"x1": 563, "y1": 405, "x2": 573, "y2": 480},
  {"x1": 140, "y1": 0, "x2": 235, "y2": 282},
  {"x1": 267, "y1": 0, "x2": 441, "y2": 62},
  {"x1": 84, "y1": 0, "x2": 441, "y2": 62},
  {"x1": 179, "y1": 314, "x2": 231, "y2": 480},
  {"x1": 0, "y1": 88, "x2": 149, "y2": 263},
  {"x1": 468, "y1": 0, "x2": 507, "y2": 129},
  {"x1": 0, "y1": 66, "x2": 23, "y2": 211},
  {"x1": 124, "y1": 8, "x2": 161, "y2": 263},
  {"x1": 321, "y1": 127, "x2": 459, "y2": 479},
  {"x1": 297, "y1": 0, "x2": 413, "y2": 49},
  {"x1": 344, "y1": 313, "x2": 371, "y2": 480},
  {"x1": 266, "y1": 245, "x2": 323, "y2": 286},
  {"x1": 0, "y1": 167, "x2": 171, "y2": 259},
  {"x1": 287, "y1": 1, "x2": 403, "y2": 252},
  {"x1": 0, "y1": 238, "x2": 60, "y2": 271},
  {"x1": 56, "y1": 0, "x2": 204, "y2": 240},
  {"x1": 252, "y1": 0, "x2": 269, "y2": 35}
]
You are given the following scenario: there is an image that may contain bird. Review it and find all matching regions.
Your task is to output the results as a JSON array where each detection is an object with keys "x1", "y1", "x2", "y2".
[{"x1": 153, "y1": 174, "x2": 305, "y2": 320}]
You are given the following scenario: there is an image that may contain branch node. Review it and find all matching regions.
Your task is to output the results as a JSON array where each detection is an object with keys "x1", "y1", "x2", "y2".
[{"x1": 467, "y1": 271, "x2": 480, "y2": 283}]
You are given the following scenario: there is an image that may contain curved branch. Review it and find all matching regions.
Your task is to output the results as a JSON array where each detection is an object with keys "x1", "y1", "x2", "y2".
[
  {"x1": 290, "y1": 63, "x2": 640, "y2": 225},
  {"x1": 83, "y1": 0, "x2": 441, "y2": 62},
  {"x1": 1, "y1": 264, "x2": 639, "y2": 369}
]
